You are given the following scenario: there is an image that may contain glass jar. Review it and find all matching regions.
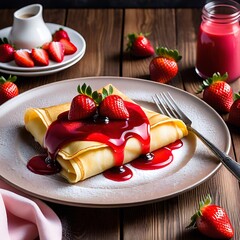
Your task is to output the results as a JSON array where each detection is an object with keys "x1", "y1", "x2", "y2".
[{"x1": 195, "y1": 0, "x2": 240, "y2": 82}]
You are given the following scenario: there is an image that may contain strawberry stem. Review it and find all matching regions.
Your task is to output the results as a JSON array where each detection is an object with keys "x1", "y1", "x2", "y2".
[
  {"x1": 233, "y1": 91, "x2": 240, "y2": 101},
  {"x1": 155, "y1": 47, "x2": 182, "y2": 62},
  {"x1": 76, "y1": 84, "x2": 114, "y2": 105},
  {"x1": 186, "y1": 194, "x2": 212, "y2": 229},
  {"x1": 0, "y1": 75, "x2": 17, "y2": 84}
]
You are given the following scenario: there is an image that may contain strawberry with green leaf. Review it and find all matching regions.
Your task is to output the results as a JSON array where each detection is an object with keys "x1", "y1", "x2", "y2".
[
  {"x1": 0, "y1": 38, "x2": 15, "y2": 63},
  {"x1": 197, "y1": 72, "x2": 233, "y2": 113},
  {"x1": 149, "y1": 47, "x2": 182, "y2": 83},
  {"x1": 0, "y1": 75, "x2": 18, "y2": 104},
  {"x1": 99, "y1": 94, "x2": 129, "y2": 120},
  {"x1": 187, "y1": 194, "x2": 234, "y2": 239},
  {"x1": 126, "y1": 32, "x2": 154, "y2": 58},
  {"x1": 228, "y1": 92, "x2": 240, "y2": 128},
  {"x1": 68, "y1": 83, "x2": 98, "y2": 121}
]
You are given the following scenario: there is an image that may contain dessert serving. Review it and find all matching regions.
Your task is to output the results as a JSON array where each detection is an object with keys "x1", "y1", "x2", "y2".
[{"x1": 24, "y1": 84, "x2": 188, "y2": 183}]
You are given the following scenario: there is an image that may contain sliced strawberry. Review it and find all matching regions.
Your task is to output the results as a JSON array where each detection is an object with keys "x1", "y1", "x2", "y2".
[
  {"x1": 59, "y1": 39, "x2": 77, "y2": 55},
  {"x1": 47, "y1": 41, "x2": 64, "y2": 62},
  {"x1": 31, "y1": 48, "x2": 49, "y2": 66},
  {"x1": 68, "y1": 94, "x2": 97, "y2": 120},
  {"x1": 14, "y1": 50, "x2": 35, "y2": 67},
  {"x1": 41, "y1": 42, "x2": 50, "y2": 51},
  {"x1": 99, "y1": 95, "x2": 129, "y2": 120},
  {"x1": 52, "y1": 28, "x2": 70, "y2": 41}
]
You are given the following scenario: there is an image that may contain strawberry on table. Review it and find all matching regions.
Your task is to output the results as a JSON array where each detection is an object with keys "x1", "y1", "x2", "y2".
[
  {"x1": 197, "y1": 72, "x2": 233, "y2": 113},
  {"x1": 59, "y1": 39, "x2": 77, "y2": 55},
  {"x1": 31, "y1": 48, "x2": 49, "y2": 66},
  {"x1": 0, "y1": 75, "x2": 18, "y2": 104},
  {"x1": 0, "y1": 38, "x2": 14, "y2": 63},
  {"x1": 187, "y1": 194, "x2": 234, "y2": 239},
  {"x1": 228, "y1": 92, "x2": 240, "y2": 128},
  {"x1": 149, "y1": 47, "x2": 182, "y2": 83},
  {"x1": 52, "y1": 28, "x2": 70, "y2": 41},
  {"x1": 47, "y1": 41, "x2": 64, "y2": 62},
  {"x1": 14, "y1": 50, "x2": 35, "y2": 67},
  {"x1": 126, "y1": 32, "x2": 154, "y2": 58}
]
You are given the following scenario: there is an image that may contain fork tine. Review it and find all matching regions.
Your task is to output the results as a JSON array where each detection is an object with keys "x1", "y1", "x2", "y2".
[
  {"x1": 159, "y1": 93, "x2": 181, "y2": 119},
  {"x1": 152, "y1": 96, "x2": 167, "y2": 115},
  {"x1": 153, "y1": 94, "x2": 175, "y2": 119},
  {"x1": 164, "y1": 92, "x2": 191, "y2": 122}
]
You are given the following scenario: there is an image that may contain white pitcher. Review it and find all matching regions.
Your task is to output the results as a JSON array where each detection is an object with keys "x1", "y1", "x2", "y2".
[{"x1": 9, "y1": 4, "x2": 52, "y2": 49}]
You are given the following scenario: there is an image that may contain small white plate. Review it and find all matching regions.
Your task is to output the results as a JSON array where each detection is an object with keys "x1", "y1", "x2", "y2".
[
  {"x1": 0, "y1": 77, "x2": 231, "y2": 207},
  {"x1": 0, "y1": 23, "x2": 86, "y2": 72}
]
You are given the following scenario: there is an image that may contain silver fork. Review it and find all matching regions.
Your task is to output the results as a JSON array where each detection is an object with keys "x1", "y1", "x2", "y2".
[{"x1": 153, "y1": 92, "x2": 240, "y2": 181}]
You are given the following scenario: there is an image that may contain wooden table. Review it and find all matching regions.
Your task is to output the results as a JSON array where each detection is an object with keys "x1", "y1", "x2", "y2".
[{"x1": 1, "y1": 7, "x2": 240, "y2": 240}]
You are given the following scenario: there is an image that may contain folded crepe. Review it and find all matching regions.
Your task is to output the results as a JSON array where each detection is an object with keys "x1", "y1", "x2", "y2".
[{"x1": 24, "y1": 85, "x2": 188, "y2": 183}]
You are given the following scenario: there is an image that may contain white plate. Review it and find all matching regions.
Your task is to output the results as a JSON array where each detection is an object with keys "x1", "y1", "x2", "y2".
[
  {"x1": 0, "y1": 50, "x2": 85, "y2": 77},
  {"x1": 0, "y1": 77, "x2": 231, "y2": 207},
  {"x1": 0, "y1": 23, "x2": 86, "y2": 72}
]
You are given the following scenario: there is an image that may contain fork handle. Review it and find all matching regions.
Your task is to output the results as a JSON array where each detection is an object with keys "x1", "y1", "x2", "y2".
[{"x1": 188, "y1": 126, "x2": 240, "y2": 181}]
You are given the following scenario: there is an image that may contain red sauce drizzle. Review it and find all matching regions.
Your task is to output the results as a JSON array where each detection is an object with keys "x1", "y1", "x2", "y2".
[
  {"x1": 130, "y1": 139, "x2": 183, "y2": 170},
  {"x1": 27, "y1": 154, "x2": 61, "y2": 175},
  {"x1": 103, "y1": 166, "x2": 133, "y2": 182}
]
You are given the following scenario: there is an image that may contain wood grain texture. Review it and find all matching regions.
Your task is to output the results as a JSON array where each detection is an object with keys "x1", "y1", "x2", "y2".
[{"x1": 60, "y1": 8, "x2": 123, "y2": 79}]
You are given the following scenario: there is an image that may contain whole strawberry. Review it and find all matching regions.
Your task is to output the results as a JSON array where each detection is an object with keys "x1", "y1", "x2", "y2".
[
  {"x1": 149, "y1": 47, "x2": 182, "y2": 83},
  {"x1": 197, "y1": 72, "x2": 233, "y2": 113},
  {"x1": 126, "y1": 32, "x2": 154, "y2": 58},
  {"x1": 187, "y1": 194, "x2": 234, "y2": 239},
  {"x1": 52, "y1": 28, "x2": 70, "y2": 41},
  {"x1": 0, "y1": 75, "x2": 18, "y2": 104},
  {"x1": 99, "y1": 95, "x2": 129, "y2": 120},
  {"x1": 68, "y1": 84, "x2": 98, "y2": 121},
  {"x1": 0, "y1": 38, "x2": 14, "y2": 63},
  {"x1": 228, "y1": 92, "x2": 240, "y2": 128}
]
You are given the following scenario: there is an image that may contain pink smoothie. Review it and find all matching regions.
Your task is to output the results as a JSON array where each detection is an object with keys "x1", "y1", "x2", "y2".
[{"x1": 196, "y1": 21, "x2": 240, "y2": 82}]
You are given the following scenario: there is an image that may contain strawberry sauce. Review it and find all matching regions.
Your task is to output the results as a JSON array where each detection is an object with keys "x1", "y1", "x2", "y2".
[
  {"x1": 27, "y1": 101, "x2": 183, "y2": 182},
  {"x1": 44, "y1": 101, "x2": 150, "y2": 165}
]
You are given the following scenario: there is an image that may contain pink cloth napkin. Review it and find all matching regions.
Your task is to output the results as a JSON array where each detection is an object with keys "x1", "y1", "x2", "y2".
[{"x1": 0, "y1": 179, "x2": 62, "y2": 240}]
